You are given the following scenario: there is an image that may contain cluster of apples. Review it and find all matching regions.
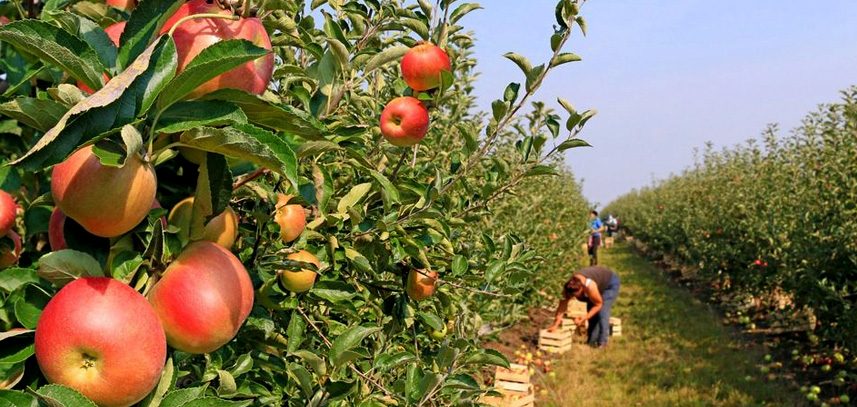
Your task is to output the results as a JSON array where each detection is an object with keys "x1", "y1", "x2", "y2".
[
  {"x1": 379, "y1": 42, "x2": 451, "y2": 147},
  {"x1": 18, "y1": 2, "x2": 312, "y2": 406}
]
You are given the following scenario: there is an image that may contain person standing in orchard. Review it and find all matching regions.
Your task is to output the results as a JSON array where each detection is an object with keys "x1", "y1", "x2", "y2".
[
  {"x1": 547, "y1": 266, "x2": 621, "y2": 348},
  {"x1": 587, "y1": 210, "x2": 604, "y2": 265}
]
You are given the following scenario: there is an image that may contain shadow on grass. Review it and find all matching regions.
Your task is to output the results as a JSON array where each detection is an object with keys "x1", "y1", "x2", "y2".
[{"x1": 538, "y1": 244, "x2": 806, "y2": 407}]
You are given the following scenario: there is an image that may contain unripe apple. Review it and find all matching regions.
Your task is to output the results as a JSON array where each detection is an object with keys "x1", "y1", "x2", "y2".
[
  {"x1": 78, "y1": 22, "x2": 126, "y2": 94},
  {"x1": 51, "y1": 145, "x2": 157, "y2": 238},
  {"x1": 406, "y1": 269, "x2": 437, "y2": 301},
  {"x1": 274, "y1": 194, "x2": 306, "y2": 243},
  {"x1": 429, "y1": 325, "x2": 447, "y2": 340},
  {"x1": 400, "y1": 42, "x2": 450, "y2": 91},
  {"x1": 279, "y1": 250, "x2": 319, "y2": 293},
  {"x1": 0, "y1": 190, "x2": 16, "y2": 237},
  {"x1": 168, "y1": 197, "x2": 239, "y2": 248},
  {"x1": 0, "y1": 231, "x2": 21, "y2": 268},
  {"x1": 148, "y1": 241, "x2": 253, "y2": 354},
  {"x1": 35, "y1": 277, "x2": 166, "y2": 407},
  {"x1": 380, "y1": 96, "x2": 429, "y2": 147},
  {"x1": 160, "y1": 0, "x2": 274, "y2": 99}
]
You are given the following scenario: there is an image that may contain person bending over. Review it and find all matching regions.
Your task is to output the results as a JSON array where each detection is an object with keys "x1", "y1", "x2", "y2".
[{"x1": 547, "y1": 265, "x2": 620, "y2": 347}]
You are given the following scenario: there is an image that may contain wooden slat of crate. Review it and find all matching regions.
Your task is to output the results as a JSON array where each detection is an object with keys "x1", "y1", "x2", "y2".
[
  {"x1": 495, "y1": 364, "x2": 529, "y2": 384},
  {"x1": 540, "y1": 343, "x2": 572, "y2": 353},
  {"x1": 496, "y1": 380, "x2": 530, "y2": 393},
  {"x1": 480, "y1": 384, "x2": 535, "y2": 407},
  {"x1": 539, "y1": 329, "x2": 571, "y2": 340},
  {"x1": 568, "y1": 300, "x2": 588, "y2": 314},
  {"x1": 540, "y1": 337, "x2": 573, "y2": 347}
]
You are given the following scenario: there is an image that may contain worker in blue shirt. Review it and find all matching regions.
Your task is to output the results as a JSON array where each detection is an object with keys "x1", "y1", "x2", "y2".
[{"x1": 588, "y1": 210, "x2": 604, "y2": 265}]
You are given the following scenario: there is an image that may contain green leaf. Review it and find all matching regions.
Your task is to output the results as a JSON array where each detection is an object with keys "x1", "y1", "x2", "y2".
[
  {"x1": 557, "y1": 98, "x2": 576, "y2": 115},
  {"x1": 296, "y1": 141, "x2": 342, "y2": 158},
  {"x1": 111, "y1": 251, "x2": 144, "y2": 284},
  {"x1": 484, "y1": 260, "x2": 505, "y2": 284},
  {"x1": 551, "y1": 52, "x2": 582, "y2": 68},
  {"x1": 557, "y1": 138, "x2": 591, "y2": 151},
  {"x1": 503, "y1": 52, "x2": 532, "y2": 76},
  {"x1": 326, "y1": 38, "x2": 349, "y2": 72},
  {"x1": 525, "y1": 63, "x2": 545, "y2": 91},
  {"x1": 578, "y1": 108, "x2": 597, "y2": 128},
  {"x1": 180, "y1": 397, "x2": 251, "y2": 407},
  {"x1": 201, "y1": 89, "x2": 328, "y2": 140},
  {"x1": 362, "y1": 45, "x2": 409, "y2": 74},
  {"x1": 155, "y1": 101, "x2": 247, "y2": 134},
  {"x1": 286, "y1": 310, "x2": 305, "y2": 353},
  {"x1": 0, "y1": 268, "x2": 38, "y2": 293},
  {"x1": 550, "y1": 33, "x2": 562, "y2": 52},
  {"x1": 415, "y1": 373, "x2": 442, "y2": 402},
  {"x1": 287, "y1": 364, "x2": 313, "y2": 398},
  {"x1": 576, "y1": 16, "x2": 588, "y2": 36},
  {"x1": 368, "y1": 170, "x2": 400, "y2": 209},
  {"x1": 139, "y1": 358, "x2": 175, "y2": 407},
  {"x1": 11, "y1": 37, "x2": 174, "y2": 170},
  {"x1": 157, "y1": 39, "x2": 271, "y2": 109},
  {"x1": 216, "y1": 370, "x2": 236, "y2": 396},
  {"x1": 159, "y1": 387, "x2": 207, "y2": 407},
  {"x1": 451, "y1": 255, "x2": 468, "y2": 276},
  {"x1": 38, "y1": 249, "x2": 104, "y2": 288},
  {"x1": 44, "y1": 10, "x2": 118, "y2": 70},
  {"x1": 374, "y1": 351, "x2": 415, "y2": 372},
  {"x1": 329, "y1": 326, "x2": 381, "y2": 366},
  {"x1": 462, "y1": 349, "x2": 509, "y2": 368},
  {"x1": 291, "y1": 350, "x2": 326, "y2": 376},
  {"x1": 227, "y1": 353, "x2": 253, "y2": 377},
  {"x1": 0, "y1": 97, "x2": 68, "y2": 132},
  {"x1": 0, "y1": 390, "x2": 37, "y2": 407},
  {"x1": 116, "y1": 0, "x2": 182, "y2": 70},
  {"x1": 400, "y1": 18, "x2": 429, "y2": 41},
  {"x1": 337, "y1": 183, "x2": 372, "y2": 214},
  {"x1": 311, "y1": 281, "x2": 357, "y2": 303},
  {"x1": 178, "y1": 124, "x2": 298, "y2": 189},
  {"x1": 449, "y1": 3, "x2": 483, "y2": 24},
  {"x1": 91, "y1": 139, "x2": 126, "y2": 168},
  {"x1": 0, "y1": 344, "x2": 34, "y2": 365},
  {"x1": 35, "y1": 385, "x2": 98, "y2": 407},
  {"x1": 190, "y1": 154, "x2": 232, "y2": 240},
  {"x1": 491, "y1": 100, "x2": 508, "y2": 122},
  {"x1": 0, "y1": 20, "x2": 105, "y2": 91},
  {"x1": 503, "y1": 83, "x2": 520, "y2": 104},
  {"x1": 524, "y1": 165, "x2": 559, "y2": 177},
  {"x1": 417, "y1": 312, "x2": 443, "y2": 331}
]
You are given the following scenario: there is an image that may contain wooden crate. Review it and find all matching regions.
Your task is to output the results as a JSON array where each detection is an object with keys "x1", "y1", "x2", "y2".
[
  {"x1": 604, "y1": 236, "x2": 615, "y2": 248},
  {"x1": 610, "y1": 317, "x2": 622, "y2": 337},
  {"x1": 480, "y1": 384, "x2": 534, "y2": 407},
  {"x1": 495, "y1": 364, "x2": 529, "y2": 384},
  {"x1": 567, "y1": 299, "x2": 588, "y2": 314},
  {"x1": 539, "y1": 329, "x2": 572, "y2": 353}
]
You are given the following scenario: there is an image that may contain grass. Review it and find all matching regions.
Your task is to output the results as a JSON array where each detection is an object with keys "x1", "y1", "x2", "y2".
[{"x1": 538, "y1": 243, "x2": 807, "y2": 407}]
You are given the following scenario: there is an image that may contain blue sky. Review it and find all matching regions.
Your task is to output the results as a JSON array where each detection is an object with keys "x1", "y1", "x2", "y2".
[{"x1": 464, "y1": 1, "x2": 857, "y2": 207}]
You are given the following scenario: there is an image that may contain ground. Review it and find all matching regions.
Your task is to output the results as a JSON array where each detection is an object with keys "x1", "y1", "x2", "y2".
[{"x1": 485, "y1": 243, "x2": 809, "y2": 407}]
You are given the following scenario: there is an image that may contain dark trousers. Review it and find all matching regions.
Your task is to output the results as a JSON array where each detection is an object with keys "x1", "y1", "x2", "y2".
[
  {"x1": 587, "y1": 273, "x2": 620, "y2": 345},
  {"x1": 588, "y1": 235, "x2": 601, "y2": 265}
]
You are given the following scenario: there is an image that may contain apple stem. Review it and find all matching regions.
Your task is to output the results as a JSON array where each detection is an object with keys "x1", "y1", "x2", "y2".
[{"x1": 167, "y1": 13, "x2": 240, "y2": 38}]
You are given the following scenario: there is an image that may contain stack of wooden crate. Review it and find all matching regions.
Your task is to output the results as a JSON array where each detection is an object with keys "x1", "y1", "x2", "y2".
[
  {"x1": 539, "y1": 328, "x2": 572, "y2": 353},
  {"x1": 610, "y1": 317, "x2": 622, "y2": 336},
  {"x1": 480, "y1": 364, "x2": 534, "y2": 407}
]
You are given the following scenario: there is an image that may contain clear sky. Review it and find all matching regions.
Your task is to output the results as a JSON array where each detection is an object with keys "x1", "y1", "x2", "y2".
[{"x1": 464, "y1": 1, "x2": 857, "y2": 208}]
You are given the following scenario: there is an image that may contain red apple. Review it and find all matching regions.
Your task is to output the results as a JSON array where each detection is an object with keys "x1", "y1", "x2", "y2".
[
  {"x1": 51, "y1": 145, "x2": 157, "y2": 238},
  {"x1": 148, "y1": 241, "x2": 254, "y2": 354},
  {"x1": 78, "y1": 22, "x2": 126, "y2": 94},
  {"x1": 279, "y1": 250, "x2": 319, "y2": 293},
  {"x1": 106, "y1": 0, "x2": 135, "y2": 11},
  {"x1": 274, "y1": 194, "x2": 306, "y2": 243},
  {"x1": 0, "y1": 231, "x2": 21, "y2": 268},
  {"x1": 406, "y1": 269, "x2": 437, "y2": 301},
  {"x1": 49, "y1": 199, "x2": 161, "y2": 251},
  {"x1": 0, "y1": 190, "x2": 16, "y2": 238},
  {"x1": 159, "y1": 0, "x2": 274, "y2": 99},
  {"x1": 34, "y1": 277, "x2": 166, "y2": 407},
  {"x1": 400, "y1": 42, "x2": 450, "y2": 91},
  {"x1": 380, "y1": 96, "x2": 429, "y2": 147},
  {"x1": 168, "y1": 197, "x2": 239, "y2": 248}
]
